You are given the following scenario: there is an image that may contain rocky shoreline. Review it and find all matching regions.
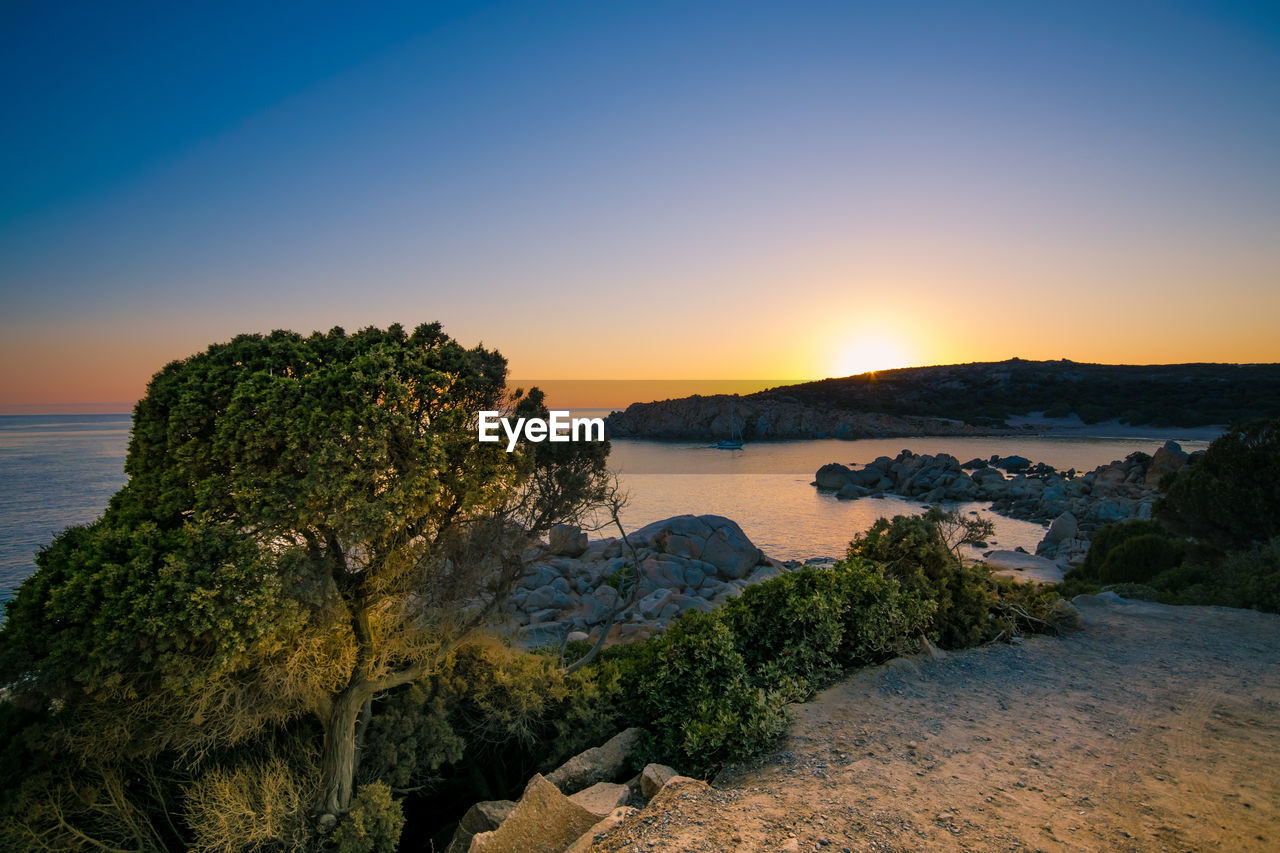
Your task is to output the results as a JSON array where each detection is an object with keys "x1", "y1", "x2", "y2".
[
  {"x1": 812, "y1": 440, "x2": 1196, "y2": 570},
  {"x1": 502, "y1": 514, "x2": 798, "y2": 649}
]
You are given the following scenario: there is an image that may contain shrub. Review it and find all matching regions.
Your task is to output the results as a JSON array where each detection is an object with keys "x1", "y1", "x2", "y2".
[
  {"x1": 1157, "y1": 418, "x2": 1280, "y2": 550},
  {"x1": 331, "y1": 782, "x2": 405, "y2": 853},
  {"x1": 1097, "y1": 533, "x2": 1184, "y2": 584},
  {"x1": 622, "y1": 611, "x2": 790, "y2": 776},
  {"x1": 1079, "y1": 519, "x2": 1168, "y2": 578},
  {"x1": 846, "y1": 513, "x2": 999, "y2": 648},
  {"x1": 721, "y1": 568, "x2": 848, "y2": 693},
  {"x1": 183, "y1": 753, "x2": 317, "y2": 853}
]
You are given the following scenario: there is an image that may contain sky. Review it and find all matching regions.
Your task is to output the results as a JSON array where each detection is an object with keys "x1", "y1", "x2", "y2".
[{"x1": 2, "y1": 0, "x2": 1279, "y2": 412}]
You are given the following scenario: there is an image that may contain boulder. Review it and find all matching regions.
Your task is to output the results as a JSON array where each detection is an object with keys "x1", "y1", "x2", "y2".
[
  {"x1": 996, "y1": 455, "x2": 1031, "y2": 472},
  {"x1": 639, "y1": 763, "x2": 678, "y2": 799},
  {"x1": 835, "y1": 482, "x2": 870, "y2": 500},
  {"x1": 568, "y1": 782, "x2": 630, "y2": 817},
  {"x1": 814, "y1": 463, "x2": 856, "y2": 490},
  {"x1": 1145, "y1": 440, "x2": 1189, "y2": 487},
  {"x1": 549, "y1": 524, "x2": 589, "y2": 558},
  {"x1": 1036, "y1": 512, "x2": 1078, "y2": 557},
  {"x1": 564, "y1": 807, "x2": 638, "y2": 853},
  {"x1": 545, "y1": 728, "x2": 643, "y2": 795},
  {"x1": 469, "y1": 774, "x2": 599, "y2": 853},
  {"x1": 444, "y1": 800, "x2": 515, "y2": 853}
]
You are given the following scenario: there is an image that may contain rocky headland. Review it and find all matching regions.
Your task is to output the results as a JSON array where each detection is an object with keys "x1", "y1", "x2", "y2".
[
  {"x1": 602, "y1": 359, "x2": 1280, "y2": 440},
  {"x1": 604, "y1": 394, "x2": 984, "y2": 441}
]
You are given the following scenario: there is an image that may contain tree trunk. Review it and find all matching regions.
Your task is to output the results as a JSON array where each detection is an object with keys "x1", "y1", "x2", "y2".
[{"x1": 318, "y1": 685, "x2": 370, "y2": 816}]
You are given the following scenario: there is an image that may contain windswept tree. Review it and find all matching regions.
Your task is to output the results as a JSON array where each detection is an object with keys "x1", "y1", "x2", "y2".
[{"x1": 0, "y1": 323, "x2": 610, "y2": 845}]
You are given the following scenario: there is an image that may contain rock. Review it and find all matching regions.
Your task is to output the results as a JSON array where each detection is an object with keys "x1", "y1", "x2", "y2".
[
  {"x1": 545, "y1": 728, "x2": 643, "y2": 795},
  {"x1": 981, "y1": 550, "x2": 1065, "y2": 585},
  {"x1": 639, "y1": 763, "x2": 678, "y2": 798},
  {"x1": 568, "y1": 782, "x2": 630, "y2": 817},
  {"x1": 835, "y1": 482, "x2": 870, "y2": 500},
  {"x1": 549, "y1": 524, "x2": 589, "y2": 558},
  {"x1": 1145, "y1": 440, "x2": 1189, "y2": 487},
  {"x1": 469, "y1": 774, "x2": 599, "y2": 853},
  {"x1": 1036, "y1": 511, "x2": 1078, "y2": 557},
  {"x1": 814, "y1": 463, "x2": 856, "y2": 490},
  {"x1": 996, "y1": 455, "x2": 1031, "y2": 472},
  {"x1": 961, "y1": 457, "x2": 989, "y2": 470},
  {"x1": 566, "y1": 631, "x2": 589, "y2": 643},
  {"x1": 444, "y1": 800, "x2": 515, "y2": 853},
  {"x1": 564, "y1": 807, "x2": 638, "y2": 853},
  {"x1": 745, "y1": 564, "x2": 782, "y2": 585},
  {"x1": 516, "y1": 622, "x2": 570, "y2": 648}
]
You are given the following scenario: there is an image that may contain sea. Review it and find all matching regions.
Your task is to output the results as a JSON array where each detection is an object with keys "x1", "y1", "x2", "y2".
[{"x1": 0, "y1": 413, "x2": 1214, "y2": 603}]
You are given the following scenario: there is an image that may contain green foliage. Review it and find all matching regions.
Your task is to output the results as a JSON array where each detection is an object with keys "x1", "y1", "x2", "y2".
[
  {"x1": 845, "y1": 511, "x2": 998, "y2": 648},
  {"x1": 1079, "y1": 519, "x2": 1168, "y2": 578},
  {"x1": 720, "y1": 560, "x2": 931, "y2": 695},
  {"x1": 1097, "y1": 534, "x2": 1183, "y2": 584},
  {"x1": 360, "y1": 640, "x2": 624, "y2": 796},
  {"x1": 1157, "y1": 418, "x2": 1280, "y2": 550},
  {"x1": 0, "y1": 322, "x2": 614, "y2": 848},
  {"x1": 332, "y1": 782, "x2": 405, "y2": 853},
  {"x1": 620, "y1": 611, "x2": 790, "y2": 777}
]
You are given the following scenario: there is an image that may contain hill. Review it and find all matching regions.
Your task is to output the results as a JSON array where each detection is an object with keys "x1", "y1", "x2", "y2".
[{"x1": 604, "y1": 359, "x2": 1280, "y2": 440}]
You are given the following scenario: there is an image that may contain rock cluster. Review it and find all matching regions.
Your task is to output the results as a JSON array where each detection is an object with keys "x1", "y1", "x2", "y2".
[
  {"x1": 506, "y1": 515, "x2": 784, "y2": 648},
  {"x1": 604, "y1": 394, "x2": 986, "y2": 441},
  {"x1": 450, "y1": 727, "x2": 696, "y2": 853},
  {"x1": 813, "y1": 441, "x2": 1196, "y2": 569}
]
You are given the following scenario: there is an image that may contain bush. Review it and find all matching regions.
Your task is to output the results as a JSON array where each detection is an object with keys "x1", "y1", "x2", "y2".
[
  {"x1": 1097, "y1": 533, "x2": 1184, "y2": 584},
  {"x1": 1157, "y1": 418, "x2": 1280, "y2": 550},
  {"x1": 1079, "y1": 519, "x2": 1168, "y2": 578},
  {"x1": 621, "y1": 611, "x2": 790, "y2": 777},
  {"x1": 331, "y1": 782, "x2": 405, "y2": 853},
  {"x1": 845, "y1": 512, "x2": 999, "y2": 648}
]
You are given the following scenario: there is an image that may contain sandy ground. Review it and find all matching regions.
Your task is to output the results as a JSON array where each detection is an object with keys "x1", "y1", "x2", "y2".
[{"x1": 590, "y1": 595, "x2": 1280, "y2": 852}]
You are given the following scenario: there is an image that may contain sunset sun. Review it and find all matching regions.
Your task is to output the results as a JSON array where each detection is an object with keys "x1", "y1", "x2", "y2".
[{"x1": 832, "y1": 333, "x2": 914, "y2": 377}]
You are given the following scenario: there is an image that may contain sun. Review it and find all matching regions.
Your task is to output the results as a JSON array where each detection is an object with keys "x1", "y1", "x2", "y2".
[{"x1": 831, "y1": 333, "x2": 913, "y2": 377}]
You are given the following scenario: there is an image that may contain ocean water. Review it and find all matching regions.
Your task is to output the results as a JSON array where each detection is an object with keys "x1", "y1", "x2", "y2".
[
  {"x1": 0, "y1": 414, "x2": 132, "y2": 601},
  {"x1": 0, "y1": 414, "x2": 1211, "y2": 602}
]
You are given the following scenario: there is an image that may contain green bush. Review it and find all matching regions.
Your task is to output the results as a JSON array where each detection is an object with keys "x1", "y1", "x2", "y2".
[
  {"x1": 845, "y1": 513, "x2": 999, "y2": 648},
  {"x1": 1097, "y1": 533, "x2": 1184, "y2": 584},
  {"x1": 1079, "y1": 519, "x2": 1168, "y2": 578},
  {"x1": 621, "y1": 611, "x2": 790, "y2": 777},
  {"x1": 721, "y1": 568, "x2": 848, "y2": 693},
  {"x1": 1157, "y1": 418, "x2": 1280, "y2": 550},
  {"x1": 332, "y1": 782, "x2": 404, "y2": 853}
]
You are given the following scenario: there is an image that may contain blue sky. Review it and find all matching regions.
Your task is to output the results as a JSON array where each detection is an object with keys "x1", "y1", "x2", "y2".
[{"x1": 2, "y1": 1, "x2": 1279, "y2": 409}]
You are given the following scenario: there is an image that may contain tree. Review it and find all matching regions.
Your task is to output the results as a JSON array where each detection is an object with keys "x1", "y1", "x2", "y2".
[
  {"x1": 0, "y1": 323, "x2": 610, "y2": 839},
  {"x1": 1156, "y1": 418, "x2": 1280, "y2": 551}
]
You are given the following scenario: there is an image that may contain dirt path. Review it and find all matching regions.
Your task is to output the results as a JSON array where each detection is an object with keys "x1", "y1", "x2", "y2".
[{"x1": 591, "y1": 595, "x2": 1280, "y2": 852}]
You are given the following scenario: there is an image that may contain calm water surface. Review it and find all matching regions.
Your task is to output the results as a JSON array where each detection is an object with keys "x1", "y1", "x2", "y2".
[{"x1": 0, "y1": 415, "x2": 1211, "y2": 601}]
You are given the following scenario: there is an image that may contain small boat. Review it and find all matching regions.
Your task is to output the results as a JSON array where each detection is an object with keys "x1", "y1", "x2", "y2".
[{"x1": 715, "y1": 400, "x2": 745, "y2": 449}]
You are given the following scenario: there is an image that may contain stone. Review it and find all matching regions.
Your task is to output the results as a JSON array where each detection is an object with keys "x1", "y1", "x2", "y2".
[
  {"x1": 639, "y1": 763, "x2": 678, "y2": 798},
  {"x1": 545, "y1": 728, "x2": 643, "y2": 795},
  {"x1": 997, "y1": 455, "x2": 1031, "y2": 471},
  {"x1": 549, "y1": 523, "x2": 589, "y2": 558},
  {"x1": 835, "y1": 482, "x2": 870, "y2": 500},
  {"x1": 564, "y1": 807, "x2": 638, "y2": 853},
  {"x1": 468, "y1": 774, "x2": 599, "y2": 853},
  {"x1": 568, "y1": 782, "x2": 630, "y2": 817},
  {"x1": 1036, "y1": 512, "x2": 1078, "y2": 557},
  {"x1": 814, "y1": 463, "x2": 856, "y2": 490},
  {"x1": 1145, "y1": 440, "x2": 1189, "y2": 487},
  {"x1": 444, "y1": 800, "x2": 515, "y2": 853}
]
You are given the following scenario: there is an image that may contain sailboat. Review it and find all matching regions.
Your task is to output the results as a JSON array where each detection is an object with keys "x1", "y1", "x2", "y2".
[{"x1": 716, "y1": 399, "x2": 744, "y2": 449}]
